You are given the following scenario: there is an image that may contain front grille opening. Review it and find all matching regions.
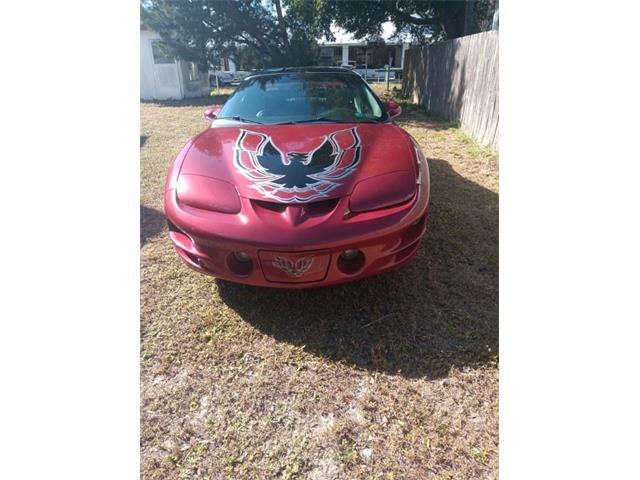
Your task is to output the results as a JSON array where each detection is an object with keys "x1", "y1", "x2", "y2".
[
  {"x1": 252, "y1": 199, "x2": 287, "y2": 213},
  {"x1": 252, "y1": 198, "x2": 339, "y2": 216},
  {"x1": 303, "y1": 198, "x2": 339, "y2": 216}
]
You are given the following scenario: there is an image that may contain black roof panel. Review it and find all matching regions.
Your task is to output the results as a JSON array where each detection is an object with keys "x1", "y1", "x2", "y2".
[{"x1": 244, "y1": 66, "x2": 358, "y2": 80}]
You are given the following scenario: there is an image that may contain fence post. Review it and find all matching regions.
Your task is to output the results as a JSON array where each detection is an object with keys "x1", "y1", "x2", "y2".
[{"x1": 386, "y1": 64, "x2": 390, "y2": 91}]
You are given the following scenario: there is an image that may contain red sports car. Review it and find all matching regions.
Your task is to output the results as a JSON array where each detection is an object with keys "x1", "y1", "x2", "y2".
[{"x1": 164, "y1": 67, "x2": 429, "y2": 287}]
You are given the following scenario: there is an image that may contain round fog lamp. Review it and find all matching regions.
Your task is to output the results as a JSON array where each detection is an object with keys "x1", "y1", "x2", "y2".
[
  {"x1": 341, "y1": 249, "x2": 360, "y2": 261},
  {"x1": 233, "y1": 251, "x2": 251, "y2": 262}
]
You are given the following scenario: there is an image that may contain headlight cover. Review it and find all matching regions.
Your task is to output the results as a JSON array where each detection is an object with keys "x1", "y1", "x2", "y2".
[
  {"x1": 349, "y1": 170, "x2": 416, "y2": 213},
  {"x1": 176, "y1": 174, "x2": 241, "y2": 214},
  {"x1": 412, "y1": 140, "x2": 429, "y2": 184}
]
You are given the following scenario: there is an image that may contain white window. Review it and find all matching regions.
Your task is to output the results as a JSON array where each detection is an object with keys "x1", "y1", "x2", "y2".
[{"x1": 188, "y1": 62, "x2": 200, "y2": 81}]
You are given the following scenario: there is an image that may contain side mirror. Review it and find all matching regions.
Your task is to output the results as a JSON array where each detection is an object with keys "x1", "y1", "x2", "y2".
[
  {"x1": 385, "y1": 100, "x2": 402, "y2": 119},
  {"x1": 203, "y1": 107, "x2": 221, "y2": 121}
]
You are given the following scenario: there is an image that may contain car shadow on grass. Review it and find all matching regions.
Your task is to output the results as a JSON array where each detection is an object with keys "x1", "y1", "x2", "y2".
[
  {"x1": 216, "y1": 158, "x2": 498, "y2": 380},
  {"x1": 141, "y1": 205, "x2": 165, "y2": 247}
]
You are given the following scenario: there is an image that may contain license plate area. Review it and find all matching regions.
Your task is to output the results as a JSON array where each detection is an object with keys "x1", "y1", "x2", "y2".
[{"x1": 258, "y1": 249, "x2": 331, "y2": 283}]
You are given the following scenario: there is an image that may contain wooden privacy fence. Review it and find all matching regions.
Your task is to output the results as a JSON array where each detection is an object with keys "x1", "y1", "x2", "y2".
[{"x1": 402, "y1": 30, "x2": 499, "y2": 150}]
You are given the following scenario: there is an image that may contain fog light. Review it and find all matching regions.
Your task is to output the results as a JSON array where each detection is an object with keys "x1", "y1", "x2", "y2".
[
  {"x1": 341, "y1": 249, "x2": 360, "y2": 261},
  {"x1": 227, "y1": 252, "x2": 253, "y2": 277},
  {"x1": 337, "y1": 249, "x2": 365, "y2": 275},
  {"x1": 233, "y1": 251, "x2": 251, "y2": 262}
]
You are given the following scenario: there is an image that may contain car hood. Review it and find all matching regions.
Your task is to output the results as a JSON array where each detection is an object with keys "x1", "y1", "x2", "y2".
[{"x1": 179, "y1": 122, "x2": 416, "y2": 203}]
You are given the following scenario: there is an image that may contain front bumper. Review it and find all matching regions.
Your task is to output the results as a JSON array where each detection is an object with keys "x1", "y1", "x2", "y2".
[{"x1": 164, "y1": 188, "x2": 429, "y2": 288}]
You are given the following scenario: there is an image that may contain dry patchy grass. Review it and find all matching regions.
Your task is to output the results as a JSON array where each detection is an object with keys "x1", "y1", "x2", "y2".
[{"x1": 140, "y1": 85, "x2": 498, "y2": 479}]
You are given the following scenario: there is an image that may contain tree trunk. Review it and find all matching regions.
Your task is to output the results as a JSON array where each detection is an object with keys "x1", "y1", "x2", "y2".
[
  {"x1": 273, "y1": 0, "x2": 290, "y2": 49},
  {"x1": 464, "y1": 1, "x2": 476, "y2": 36},
  {"x1": 440, "y1": 1, "x2": 467, "y2": 39}
]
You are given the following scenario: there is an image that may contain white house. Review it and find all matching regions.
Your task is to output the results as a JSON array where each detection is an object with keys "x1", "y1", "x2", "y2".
[
  {"x1": 318, "y1": 40, "x2": 411, "y2": 70},
  {"x1": 140, "y1": 29, "x2": 209, "y2": 100}
]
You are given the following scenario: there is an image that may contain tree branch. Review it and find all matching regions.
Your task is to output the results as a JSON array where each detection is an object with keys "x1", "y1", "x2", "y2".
[{"x1": 391, "y1": 8, "x2": 441, "y2": 27}]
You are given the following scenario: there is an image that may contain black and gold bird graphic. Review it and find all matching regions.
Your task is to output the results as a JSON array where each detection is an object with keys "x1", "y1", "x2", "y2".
[{"x1": 233, "y1": 127, "x2": 361, "y2": 202}]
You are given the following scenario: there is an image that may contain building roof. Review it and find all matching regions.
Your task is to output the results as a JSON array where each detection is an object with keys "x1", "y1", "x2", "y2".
[{"x1": 319, "y1": 41, "x2": 406, "y2": 47}]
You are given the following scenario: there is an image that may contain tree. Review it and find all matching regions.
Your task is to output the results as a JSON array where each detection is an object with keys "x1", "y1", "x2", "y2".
[
  {"x1": 140, "y1": 0, "x2": 332, "y2": 70},
  {"x1": 323, "y1": 0, "x2": 497, "y2": 44}
]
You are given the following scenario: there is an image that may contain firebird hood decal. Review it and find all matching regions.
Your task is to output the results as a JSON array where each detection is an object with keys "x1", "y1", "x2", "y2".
[
  {"x1": 178, "y1": 123, "x2": 418, "y2": 203},
  {"x1": 233, "y1": 127, "x2": 361, "y2": 203}
]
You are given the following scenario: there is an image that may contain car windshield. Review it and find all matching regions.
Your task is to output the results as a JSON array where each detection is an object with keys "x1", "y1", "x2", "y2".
[{"x1": 217, "y1": 72, "x2": 385, "y2": 124}]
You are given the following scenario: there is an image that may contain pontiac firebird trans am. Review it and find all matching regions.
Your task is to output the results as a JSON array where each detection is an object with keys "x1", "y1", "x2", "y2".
[{"x1": 164, "y1": 67, "x2": 430, "y2": 287}]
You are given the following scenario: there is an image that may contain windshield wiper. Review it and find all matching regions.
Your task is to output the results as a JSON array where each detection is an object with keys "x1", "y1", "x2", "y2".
[
  {"x1": 274, "y1": 117, "x2": 380, "y2": 125},
  {"x1": 217, "y1": 116, "x2": 264, "y2": 124},
  {"x1": 274, "y1": 117, "x2": 344, "y2": 125}
]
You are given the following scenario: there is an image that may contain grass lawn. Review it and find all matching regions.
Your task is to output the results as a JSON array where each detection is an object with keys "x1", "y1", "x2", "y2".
[{"x1": 140, "y1": 84, "x2": 499, "y2": 479}]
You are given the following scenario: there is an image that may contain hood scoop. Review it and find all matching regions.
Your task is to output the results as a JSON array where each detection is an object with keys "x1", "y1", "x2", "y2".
[{"x1": 250, "y1": 198, "x2": 341, "y2": 227}]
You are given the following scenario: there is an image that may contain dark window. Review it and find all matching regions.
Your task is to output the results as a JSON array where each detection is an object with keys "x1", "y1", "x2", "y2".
[{"x1": 151, "y1": 41, "x2": 174, "y2": 65}]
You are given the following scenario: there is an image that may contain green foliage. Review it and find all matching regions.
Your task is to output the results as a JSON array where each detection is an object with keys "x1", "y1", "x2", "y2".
[
  {"x1": 141, "y1": 0, "x2": 331, "y2": 70},
  {"x1": 140, "y1": 0, "x2": 497, "y2": 69},
  {"x1": 323, "y1": 0, "x2": 497, "y2": 44}
]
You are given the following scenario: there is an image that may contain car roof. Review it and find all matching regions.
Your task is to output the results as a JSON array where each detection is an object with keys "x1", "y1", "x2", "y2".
[{"x1": 244, "y1": 66, "x2": 359, "y2": 80}]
